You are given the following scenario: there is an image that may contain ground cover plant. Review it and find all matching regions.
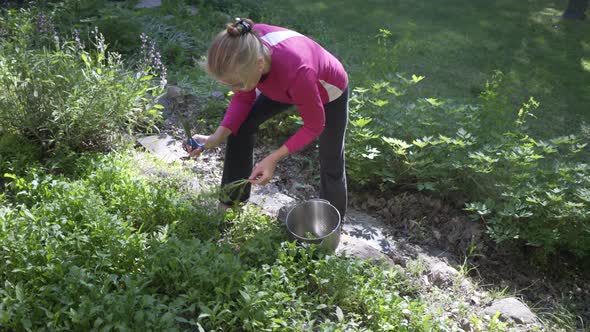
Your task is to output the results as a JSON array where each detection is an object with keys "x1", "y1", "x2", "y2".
[
  {"x1": 0, "y1": 153, "x2": 512, "y2": 331},
  {"x1": 1, "y1": 0, "x2": 589, "y2": 330},
  {"x1": 345, "y1": 75, "x2": 590, "y2": 257}
]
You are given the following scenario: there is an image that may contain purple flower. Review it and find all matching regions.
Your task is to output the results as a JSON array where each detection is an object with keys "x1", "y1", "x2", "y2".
[
  {"x1": 73, "y1": 29, "x2": 85, "y2": 50},
  {"x1": 35, "y1": 13, "x2": 55, "y2": 35},
  {"x1": 138, "y1": 32, "x2": 168, "y2": 88}
]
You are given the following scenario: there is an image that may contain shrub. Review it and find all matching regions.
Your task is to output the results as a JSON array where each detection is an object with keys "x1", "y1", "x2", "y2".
[
  {"x1": 346, "y1": 74, "x2": 590, "y2": 257},
  {"x1": 0, "y1": 9, "x2": 163, "y2": 155},
  {"x1": 0, "y1": 132, "x2": 42, "y2": 174}
]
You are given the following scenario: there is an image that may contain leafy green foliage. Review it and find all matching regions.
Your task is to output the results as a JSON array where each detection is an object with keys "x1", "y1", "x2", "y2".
[
  {"x1": 0, "y1": 9, "x2": 162, "y2": 155},
  {"x1": 346, "y1": 74, "x2": 590, "y2": 257},
  {"x1": 221, "y1": 204, "x2": 287, "y2": 266},
  {"x1": 1, "y1": 152, "x2": 504, "y2": 330},
  {"x1": 0, "y1": 132, "x2": 42, "y2": 175},
  {"x1": 141, "y1": 16, "x2": 203, "y2": 68},
  {"x1": 94, "y1": 10, "x2": 144, "y2": 55},
  {"x1": 51, "y1": 0, "x2": 109, "y2": 27},
  {"x1": 0, "y1": 153, "x2": 218, "y2": 329},
  {"x1": 200, "y1": 243, "x2": 454, "y2": 331}
]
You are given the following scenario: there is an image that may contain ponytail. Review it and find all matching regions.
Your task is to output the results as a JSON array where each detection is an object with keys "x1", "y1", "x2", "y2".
[
  {"x1": 226, "y1": 18, "x2": 253, "y2": 37},
  {"x1": 206, "y1": 18, "x2": 269, "y2": 80}
]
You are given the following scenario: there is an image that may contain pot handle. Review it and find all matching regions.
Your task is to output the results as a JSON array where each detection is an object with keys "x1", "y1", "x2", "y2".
[{"x1": 308, "y1": 198, "x2": 330, "y2": 204}]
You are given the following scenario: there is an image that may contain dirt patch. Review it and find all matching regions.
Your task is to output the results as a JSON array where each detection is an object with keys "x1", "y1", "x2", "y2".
[{"x1": 350, "y1": 191, "x2": 590, "y2": 329}]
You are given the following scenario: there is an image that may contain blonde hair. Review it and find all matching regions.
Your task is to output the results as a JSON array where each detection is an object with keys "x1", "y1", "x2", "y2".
[{"x1": 205, "y1": 18, "x2": 270, "y2": 81}]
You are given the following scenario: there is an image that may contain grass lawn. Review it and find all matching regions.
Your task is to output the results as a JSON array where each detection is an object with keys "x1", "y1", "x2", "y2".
[
  {"x1": 260, "y1": 0, "x2": 590, "y2": 138},
  {"x1": 162, "y1": 0, "x2": 590, "y2": 139}
]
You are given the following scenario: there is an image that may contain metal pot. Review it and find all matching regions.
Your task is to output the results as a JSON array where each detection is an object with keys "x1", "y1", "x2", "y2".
[{"x1": 285, "y1": 199, "x2": 341, "y2": 251}]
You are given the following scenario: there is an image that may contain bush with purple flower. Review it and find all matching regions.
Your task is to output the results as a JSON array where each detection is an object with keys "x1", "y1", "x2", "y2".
[{"x1": 0, "y1": 9, "x2": 164, "y2": 154}]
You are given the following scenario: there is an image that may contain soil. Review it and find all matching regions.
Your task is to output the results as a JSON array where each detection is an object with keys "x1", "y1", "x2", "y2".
[{"x1": 158, "y1": 88, "x2": 590, "y2": 331}]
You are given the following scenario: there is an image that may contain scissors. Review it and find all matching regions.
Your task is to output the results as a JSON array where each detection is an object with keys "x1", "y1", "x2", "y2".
[{"x1": 181, "y1": 120, "x2": 204, "y2": 152}]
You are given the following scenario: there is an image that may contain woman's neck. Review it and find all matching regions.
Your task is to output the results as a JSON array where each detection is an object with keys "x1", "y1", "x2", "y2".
[{"x1": 262, "y1": 55, "x2": 272, "y2": 75}]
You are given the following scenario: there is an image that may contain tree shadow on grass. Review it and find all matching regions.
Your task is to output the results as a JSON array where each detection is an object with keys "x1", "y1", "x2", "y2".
[{"x1": 265, "y1": 0, "x2": 589, "y2": 139}]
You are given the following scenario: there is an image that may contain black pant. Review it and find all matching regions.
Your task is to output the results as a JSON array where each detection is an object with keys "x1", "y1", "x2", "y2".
[{"x1": 221, "y1": 87, "x2": 349, "y2": 220}]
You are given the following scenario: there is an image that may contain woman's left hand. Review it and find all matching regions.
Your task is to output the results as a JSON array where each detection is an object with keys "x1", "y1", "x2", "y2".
[{"x1": 249, "y1": 155, "x2": 278, "y2": 185}]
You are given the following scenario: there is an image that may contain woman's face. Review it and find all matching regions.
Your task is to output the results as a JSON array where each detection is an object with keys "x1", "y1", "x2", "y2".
[{"x1": 219, "y1": 57, "x2": 265, "y2": 92}]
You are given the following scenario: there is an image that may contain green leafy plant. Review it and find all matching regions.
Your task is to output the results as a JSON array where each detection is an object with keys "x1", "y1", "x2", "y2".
[
  {"x1": 0, "y1": 10, "x2": 163, "y2": 155},
  {"x1": 0, "y1": 150, "x2": 503, "y2": 330},
  {"x1": 346, "y1": 73, "x2": 590, "y2": 257}
]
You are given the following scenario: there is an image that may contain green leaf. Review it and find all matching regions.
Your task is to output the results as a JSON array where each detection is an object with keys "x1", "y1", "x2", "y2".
[
  {"x1": 412, "y1": 136, "x2": 433, "y2": 148},
  {"x1": 369, "y1": 99, "x2": 389, "y2": 107},
  {"x1": 417, "y1": 182, "x2": 435, "y2": 191},
  {"x1": 576, "y1": 188, "x2": 590, "y2": 202},
  {"x1": 3, "y1": 173, "x2": 17, "y2": 180},
  {"x1": 382, "y1": 137, "x2": 411, "y2": 150},
  {"x1": 239, "y1": 290, "x2": 251, "y2": 302},
  {"x1": 335, "y1": 306, "x2": 344, "y2": 322},
  {"x1": 371, "y1": 81, "x2": 390, "y2": 90},
  {"x1": 361, "y1": 147, "x2": 380, "y2": 159},
  {"x1": 386, "y1": 87, "x2": 403, "y2": 96},
  {"x1": 81, "y1": 53, "x2": 91, "y2": 66},
  {"x1": 21, "y1": 209, "x2": 36, "y2": 221},
  {"x1": 411, "y1": 74, "x2": 425, "y2": 83},
  {"x1": 197, "y1": 313, "x2": 210, "y2": 319},
  {"x1": 425, "y1": 98, "x2": 443, "y2": 107},
  {"x1": 350, "y1": 117, "x2": 372, "y2": 128},
  {"x1": 16, "y1": 283, "x2": 24, "y2": 301}
]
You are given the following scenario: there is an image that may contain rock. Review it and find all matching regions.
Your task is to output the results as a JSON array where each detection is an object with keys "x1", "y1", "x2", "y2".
[
  {"x1": 433, "y1": 229, "x2": 441, "y2": 240},
  {"x1": 427, "y1": 260, "x2": 459, "y2": 287},
  {"x1": 155, "y1": 85, "x2": 182, "y2": 113},
  {"x1": 483, "y1": 297, "x2": 538, "y2": 324},
  {"x1": 367, "y1": 195, "x2": 379, "y2": 208},
  {"x1": 135, "y1": 0, "x2": 161, "y2": 8},
  {"x1": 460, "y1": 278, "x2": 474, "y2": 292},
  {"x1": 137, "y1": 134, "x2": 186, "y2": 164},
  {"x1": 166, "y1": 85, "x2": 182, "y2": 99},
  {"x1": 156, "y1": 95, "x2": 172, "y2": 112},
  {"x1": 249, "y1": 190, "x2": 296, "y2": 222},
  {"x1": 336, "y1": 234, "x2": 396, "y2": 267},
  {"x1": 460, "y1": 318, "x2": 472, "y2": 332},
  {"x1": 210, "y1": 91, "x2": 225, "y2": 100},
  {"x1": 342, "y1": 210, "x2": 397, "y2": 254}
]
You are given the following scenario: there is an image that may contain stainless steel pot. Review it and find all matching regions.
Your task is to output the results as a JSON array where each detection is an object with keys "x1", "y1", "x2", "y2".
[{"x1": 285, "y1": 198, "x2": 341, "y2": 251}]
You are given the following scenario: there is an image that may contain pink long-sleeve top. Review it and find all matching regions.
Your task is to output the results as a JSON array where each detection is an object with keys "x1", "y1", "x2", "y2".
[{"x1": 219, "y1": 23, "x2": 349, "y2": 154}]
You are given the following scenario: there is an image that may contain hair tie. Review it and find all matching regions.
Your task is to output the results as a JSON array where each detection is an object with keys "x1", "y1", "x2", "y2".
[{"x1": 234, "y1": 18, "x2": 252, "y2": 35}]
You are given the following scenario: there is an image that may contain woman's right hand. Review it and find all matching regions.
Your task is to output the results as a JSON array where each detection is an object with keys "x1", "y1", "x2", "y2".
[
  {"x1": 184, "y1": 134, "x2": 209, "y2": 157},
  {"x1": 184, "y1": 126, "x2": 231, "y2": 158}
]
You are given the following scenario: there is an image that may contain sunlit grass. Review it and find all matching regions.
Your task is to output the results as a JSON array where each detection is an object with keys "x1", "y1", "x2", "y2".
[{"x1": 165, "y1": 0, "x2": 590, "y2": 139}]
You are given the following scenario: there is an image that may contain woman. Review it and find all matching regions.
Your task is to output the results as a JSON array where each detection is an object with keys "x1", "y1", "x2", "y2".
[{"x1": 186, "y1": 18, "x2": 349, "y2": 221}]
